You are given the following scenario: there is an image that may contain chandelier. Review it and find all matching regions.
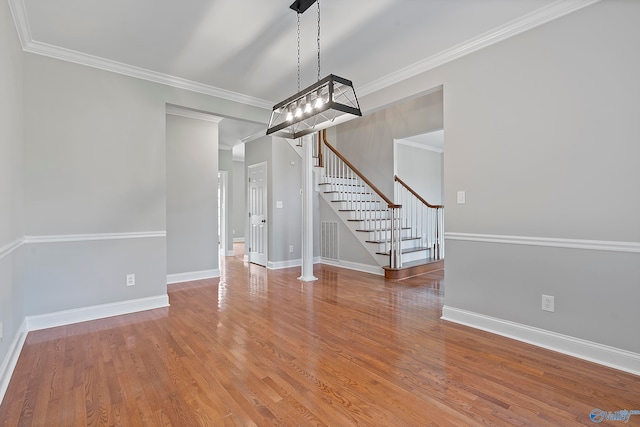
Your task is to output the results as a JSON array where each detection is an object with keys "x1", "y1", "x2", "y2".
[{"x1": 266, "y1": 0, "x2": 362, "y2": 139}]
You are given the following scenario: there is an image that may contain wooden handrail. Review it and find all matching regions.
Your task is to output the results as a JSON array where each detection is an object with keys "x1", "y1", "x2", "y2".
[
  {"x1": 321, "y1": 130, "x2": 400, "y2": 208},
  {"x1": 394, "y1": 175, "x2": 444, "y2": 209}
]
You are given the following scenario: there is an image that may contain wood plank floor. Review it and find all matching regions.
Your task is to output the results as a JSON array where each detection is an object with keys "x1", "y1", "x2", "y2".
[{"x1": 1, "y1": 244, "x2": 639, "y2": 426}]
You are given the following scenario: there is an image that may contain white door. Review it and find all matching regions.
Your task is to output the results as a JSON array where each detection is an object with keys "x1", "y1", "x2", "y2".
[{"x1": 248, "y1": 162, "x2": 267, "y2": 266}]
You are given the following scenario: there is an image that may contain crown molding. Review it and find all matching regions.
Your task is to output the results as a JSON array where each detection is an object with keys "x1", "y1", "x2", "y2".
[
  {"x1": 10, "y1": 0, "x2": 599, "y2": 109},
  {"x1": 7, "y1": 0, "x2": 30, "y2": 48},
  {"x1": 166, "y1": 105, "x2": 224, "y2": 123},
  {"x1": 8, "y1": 0, "x2": 272, "y2": 110},
  {"x1": 21, "y1": 39, "x2": 274, "y2": 109},
  {"x1": 358, "y1": 0, "x2": 601, "y2": 97}
]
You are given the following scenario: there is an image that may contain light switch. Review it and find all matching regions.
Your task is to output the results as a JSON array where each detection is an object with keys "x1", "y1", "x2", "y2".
[
  {"x1": 457, "y1": 191, "x2": 466, "y2": 204},
  {"x1": 276, "y1": 201, "x2": 283, "y2": 209}
]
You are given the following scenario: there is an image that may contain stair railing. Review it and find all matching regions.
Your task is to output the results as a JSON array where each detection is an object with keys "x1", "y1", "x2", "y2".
[
  {"x1": 394, "y1": 175, "x2": 444, "y2": 261},
  {"x1": 320, "y1": 130, "x2": 403, "y2": 268}
]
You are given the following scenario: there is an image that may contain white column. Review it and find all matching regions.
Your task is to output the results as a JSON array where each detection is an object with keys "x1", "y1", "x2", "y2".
[{"x1": 298, "y1": 135, "x2": 317, "y2": 282}]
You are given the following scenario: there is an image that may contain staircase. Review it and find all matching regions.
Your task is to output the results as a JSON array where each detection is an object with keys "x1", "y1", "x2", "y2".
[{"x1": 316, "y1": 131, "x2": 444, "y2": 279}]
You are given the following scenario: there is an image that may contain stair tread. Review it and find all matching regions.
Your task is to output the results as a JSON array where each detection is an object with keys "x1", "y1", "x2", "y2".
[
  {"x1": 331, "y1": 200, "x2": 386, "y2": 206},
  {"x1": 366, "y1": 236, "x2": 421, "y2": 244},
  {"x1": 323, "y1": 176, "x2": 359, "y2": 180},
  {"x1": 355, "y1": 227, "x2": 410, "y2": 232},
  {"x1": 324, "y1": 191, "x2": 377, "y2": 197},
  {"x1": 319, "y1": 183, "x2": 365, "y2": 187}
]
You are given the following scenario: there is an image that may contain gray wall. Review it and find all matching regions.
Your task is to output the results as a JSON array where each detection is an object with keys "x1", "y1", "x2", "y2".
[
  {"x1": 21, "y1": 55, "x2": 169, "y2": 315},
  {"x1": 319, "y1": 200, "x2": 378, "y2": 266},
  {"x1": 166, "y1": 114, "x2": 219, "y2": 276},
  {"x1": 336, "y1": 90, "x2": 444, "y2": 197},
  {"x1": 270, "y1": 137, "x2": 305, "y2": 264},
  {"x1": 12, "y1": 46, "x2": 267, "y2": 319},
  {"x1": 245, "y1": 136, "x2": 308, "y2": 265},
  {"x1": 0, "y1": 0, "x2": 25, "y2": 375},
  {"x1": 232, "y1": 160, "x2": 245, "y2": 241},
  {"x1": 356, "y1": 1, "x2": 640, "y2": 353},
  {"x1": 396, "y1": 142, "x2": 443, "y2": 205}
]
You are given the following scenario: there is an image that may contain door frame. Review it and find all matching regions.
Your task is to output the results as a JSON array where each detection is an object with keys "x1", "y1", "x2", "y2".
[{"x1": 218, "y1": 170, "x2": 231, "y2": 257}]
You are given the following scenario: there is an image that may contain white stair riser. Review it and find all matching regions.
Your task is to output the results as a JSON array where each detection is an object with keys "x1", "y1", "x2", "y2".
[
  {"x1": 321, "y1": 184, "x2": 367, "y2": 193},
  {"x1": 336, "y1": 201, "x2": 382, "y2": 211},
  {"x1": 346, "y1": 210, "x2": 390, "y2": 220},
  {"x1": 402, "y1": 249, "x2": 430, "y2": 263},
  {"x1": 326, "y1": 192, "x2": 376, "y2": 202},
  {"x1": 323, "y1": 177, "x2": 360, "y2": 185},
  {"x1": 360, "y1": 229, "x2": 412, "y2": 240},
  {"x1": 348, "y1": 219, "x2": 394, "y2": 229},
  {"x1": 319, "y1": 171, "x2": 435, "y2": 268},
  {"x1": 375, "y1": 239, "x2": 425, "y2": 253}
]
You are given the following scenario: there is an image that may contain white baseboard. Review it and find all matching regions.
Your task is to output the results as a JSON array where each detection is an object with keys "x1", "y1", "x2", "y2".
[
  {"x1": 0, "y1": 319, "x2": 28, "y2": 406},
  {"x1": 1, "y1": 295, "x2": 169, "y2": 405},
  {"x1": 267, "y1": 257, "x2": 321, "y2": 270},
  {"x1": 26, "y1": 295, "x2": 170, "y2": 332},
  {"x1": 320, "y1": 258, "x2": 384, "y2": 276},
  {"x1": 233, "y1": 238, "x2": 245, "y2": 243},
  {"x1": 167, "y1": 269, "x2": 220, "y2": 284},
  {"x1": 441, "y1": 306, "x2": 640, "y2": 376},
  {"x1": 225, "y1": 250, "x2": 235, "y2": 257}
]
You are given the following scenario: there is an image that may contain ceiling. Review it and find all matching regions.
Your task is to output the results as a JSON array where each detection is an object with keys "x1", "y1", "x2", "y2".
[
  {"x1": 403, "y1": 130, "x2": 445, "y2": 152},
  {"x1": 11, "y1": 0, "x2": 595, "y2": 148}
]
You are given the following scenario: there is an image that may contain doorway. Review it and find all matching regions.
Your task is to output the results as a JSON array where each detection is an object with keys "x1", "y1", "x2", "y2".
[
  {"x1": 393, "y1": 130, "x2": 444, "y2": 205},
  {"x1": 247, "y1": 162, "x2": 267, "y2": 266}
]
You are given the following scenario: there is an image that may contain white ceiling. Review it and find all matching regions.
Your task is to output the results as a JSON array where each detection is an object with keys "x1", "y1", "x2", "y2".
[
  {"x1": 10, "y1": 0, "x2": 597, "y2": 147},
  {"x1": 403, "y1": 130, "x2": 445, "y2": 152}
]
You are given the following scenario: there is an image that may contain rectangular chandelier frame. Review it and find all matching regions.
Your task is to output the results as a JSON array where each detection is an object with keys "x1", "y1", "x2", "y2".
[{"x1": 266, "y1": 74, "x2": 362, "y2": 139}]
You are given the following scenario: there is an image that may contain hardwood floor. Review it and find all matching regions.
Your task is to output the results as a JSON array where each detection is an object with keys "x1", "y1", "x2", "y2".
[{"x1": 1, "y1": 244, "x2": 638, "y2": 426}]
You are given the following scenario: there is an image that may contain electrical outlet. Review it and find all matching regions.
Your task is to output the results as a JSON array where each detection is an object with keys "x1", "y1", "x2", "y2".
[
  {"x1": 0, "y1": 321, "x2": 3, "y2": 341},
  {"x1": 126, "y1": 274, "x2": 136, "y2": 287},
  {"x1": 542, "y1": 294, "x2": 554, "y2": 312},
  {"x1": 289, "y1": 245, "x2": 294, "y2": 253}
]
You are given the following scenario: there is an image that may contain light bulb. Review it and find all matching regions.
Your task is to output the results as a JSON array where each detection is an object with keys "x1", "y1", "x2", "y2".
[{"x1": 314, "y1": 88, "x2": 324, "y2": 109}]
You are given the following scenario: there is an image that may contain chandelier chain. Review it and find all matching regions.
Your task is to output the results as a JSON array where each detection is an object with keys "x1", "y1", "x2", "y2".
[
  {"x1": 297, "y1": 13, "x2": 301, "y2": 92},
  {"x1": 317, "y1": 0, "x2": 321, "y2": 81}
]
